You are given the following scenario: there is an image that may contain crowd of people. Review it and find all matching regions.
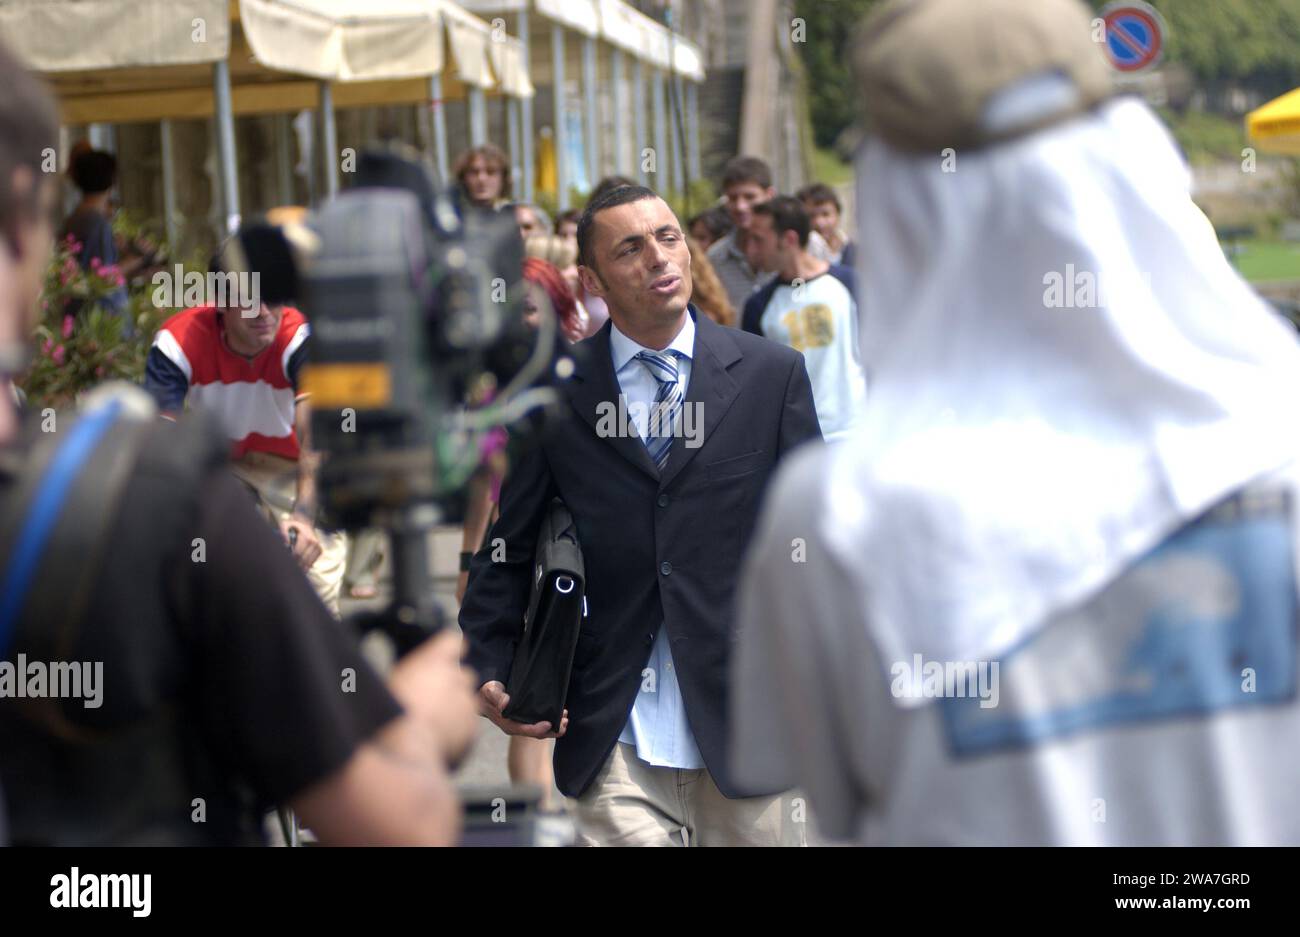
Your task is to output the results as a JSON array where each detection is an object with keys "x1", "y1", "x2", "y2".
[{"x1": 2, "y1": 0, "x2": 1299, "y2": 849}]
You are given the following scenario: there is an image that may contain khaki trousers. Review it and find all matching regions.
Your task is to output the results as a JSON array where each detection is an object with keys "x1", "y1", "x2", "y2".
[
  {"x1": 573, "y1": 742, "x2": 807, "y2": 847},
  {"x1": 229, "y1": 452, "x2": 348, "y2": 616}
]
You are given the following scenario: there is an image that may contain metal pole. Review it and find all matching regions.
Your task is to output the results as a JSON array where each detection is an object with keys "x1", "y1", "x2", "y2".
[
  {"x1": 668, "y1": 73, "x2": 683, "y2": 198},
  {"x1": 551, "y1": 24, "x2": 568, "y2": 210},
  {"x1": 160, "y1": 119, "x2": 179, "y2": 251},
  {"x1": 687, "y1": 80, "x2": 702, "y2": 181},
  {"x1": 583, "y1": 35, "x2": 598, "y2": 186},
  {"x1": 633, "y1": 58, "x2": 646, "y2": 186},
  {"x1": 212, "y1": 60, "x2": 240, "y2": 233},
  {"x1": 430, "y1": 74, "x2": 449, "y2": 187},
  {"x1": 507, "y1": 96, "x2": 521, "y2": 198},
  {"x1": 469, "y1": 86, "x2": 487, "y2": 146},
  {"x1": 611, "y1": 48, "x2": 625, "y2": 177},
  {"x1": 652, "y1": 67, "x2": 667, "y2": 194},
  {"x1": 518, "y1": 12, "x2": 534, "y2": 203},
  {"x1": 320, "y1": 81, "x2": 339, "y2": 200}
]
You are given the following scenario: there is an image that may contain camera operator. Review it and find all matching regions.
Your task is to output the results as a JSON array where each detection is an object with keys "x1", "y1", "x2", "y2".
[{"x1": 0, "y1": 39, "x2": 478, "y2": 846}]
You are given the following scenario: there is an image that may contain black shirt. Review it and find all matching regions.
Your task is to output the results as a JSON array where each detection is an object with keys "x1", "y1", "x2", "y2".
[{"x1": 0, "y1": 414, "x2": 402, "y2": 843}]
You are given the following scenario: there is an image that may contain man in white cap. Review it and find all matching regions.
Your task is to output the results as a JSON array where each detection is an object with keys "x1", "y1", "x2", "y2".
[{"x1": 729, "y1": 0, "x2": 1300, "y2": 845}]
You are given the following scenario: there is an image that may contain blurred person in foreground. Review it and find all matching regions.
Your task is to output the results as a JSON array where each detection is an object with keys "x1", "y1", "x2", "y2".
[
  {"x1": 731, "y1": 0, "x2": 1300, "y2": 846},
  {"x1": 0, "y1": 39, "x2": 477, "y2": 846},
  {"x1": 457, "y1": 256, "x2": 584, "y2": 812}
]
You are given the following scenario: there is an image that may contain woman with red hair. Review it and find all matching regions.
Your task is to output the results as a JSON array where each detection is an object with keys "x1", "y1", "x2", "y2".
[{"x1": 522, "y1": 253, "x2": 587, "y2": 343}]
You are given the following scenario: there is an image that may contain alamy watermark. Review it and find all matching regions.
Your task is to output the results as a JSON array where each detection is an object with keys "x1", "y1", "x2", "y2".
[
  {"x1": 151, "y1": 264, "x2": 262, "y2": 316},
  {"x1": 0, "y1": 655, "x2": 103, "y2": 708},
  {"x1": 50, "y1": 868, "x2": 150, "y2": 917},
  {"x1": 890, "y1": 654, "x2": 1000, "y2": 709},
  {"x1": 1043, "y1": 264, "x2": 1153, "y2": 309},
  {"x1": 595, "y1": 394, "x2": 704, "y2": 449}
]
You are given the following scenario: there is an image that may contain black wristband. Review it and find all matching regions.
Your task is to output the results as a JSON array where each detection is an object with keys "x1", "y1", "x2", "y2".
[{"x1": 459, "y1": 551, "x2": 474, "y2": 572}]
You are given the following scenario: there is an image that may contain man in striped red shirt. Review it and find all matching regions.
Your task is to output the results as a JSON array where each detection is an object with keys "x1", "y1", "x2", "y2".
[{"x1": 144, "y1": 296, "x2": 348, "y2": 613}]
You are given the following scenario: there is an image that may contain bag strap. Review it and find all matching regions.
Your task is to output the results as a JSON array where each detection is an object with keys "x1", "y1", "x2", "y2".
[{"x1": 0, "y1": 396, "x2": 148, "y2": 659}]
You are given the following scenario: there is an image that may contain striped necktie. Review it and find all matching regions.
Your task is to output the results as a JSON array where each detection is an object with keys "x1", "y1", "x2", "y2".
[{"x1": 635, "y1": 350, "x2": 683, "y2": 471}]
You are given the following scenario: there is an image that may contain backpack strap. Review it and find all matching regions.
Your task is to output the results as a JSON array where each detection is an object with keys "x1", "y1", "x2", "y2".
[{"x1": 0, "y1": 386, "x2": 155, "y2": 660}]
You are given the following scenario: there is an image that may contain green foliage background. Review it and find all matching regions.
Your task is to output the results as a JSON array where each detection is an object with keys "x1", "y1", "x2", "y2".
[{"x1": 798, "y1": 0, "x2": 1300, "y2": 154}]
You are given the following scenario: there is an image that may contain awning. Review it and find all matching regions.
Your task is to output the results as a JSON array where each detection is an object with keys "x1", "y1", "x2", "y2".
[
  {"x1": 488, "y1": 36, "x2": 535, "y2": 98},
  {"x1": 0, "y1": 0, "x2": 230, "y2": 70},
  {"x1": 438, "y1": 0, "x2": 496, "y2": 89},
  {"x1": 240, "y1": 0, "x2": 445, "y2": 82},
  {"x1": 0, "y1": 0, "x2": 527, "y2": 124},
  {"x1": 462, "y1": 0, "x2": 705, "y2": 82},
  {"x1": 1247, "y1": 87, "x2": 1300, "y2": 155}
]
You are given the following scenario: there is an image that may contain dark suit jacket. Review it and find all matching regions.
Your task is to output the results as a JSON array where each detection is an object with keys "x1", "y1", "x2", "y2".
[{"x1": 459, "y1": 307, "x2": 822, "y2": 798}]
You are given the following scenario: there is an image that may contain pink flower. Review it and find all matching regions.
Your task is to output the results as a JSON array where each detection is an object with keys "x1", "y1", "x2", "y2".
[
  {"x1": 41, "y1": 338, "x2": 52, "y2": 356},
  {"x1": 61, "y1": 315, "x2": 74, "y2": 338},
  {"x1": 51, "y1": 345, "x2": 66, "y2": 367},
  {"x1": 89, "y1": 256, "x2": 101, "y2": 271},
  {"x1": 63, "y1": 234, "x2": 82, "y2": 254}
]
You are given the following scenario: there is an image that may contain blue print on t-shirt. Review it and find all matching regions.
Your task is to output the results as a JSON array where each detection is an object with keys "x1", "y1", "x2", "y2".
[{"x1": 940, "y1": 488, "x2": 1298, "y2": 757}]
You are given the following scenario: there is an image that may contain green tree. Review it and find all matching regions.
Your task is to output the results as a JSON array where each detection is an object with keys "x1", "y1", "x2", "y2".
[{"x1": 795, "y1": 0, "x2": 882, "y2": 150}]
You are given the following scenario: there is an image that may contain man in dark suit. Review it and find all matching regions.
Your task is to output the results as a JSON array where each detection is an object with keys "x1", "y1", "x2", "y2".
[{"x1": 459, "y1": 184, "x2": 821, "y2": 846}]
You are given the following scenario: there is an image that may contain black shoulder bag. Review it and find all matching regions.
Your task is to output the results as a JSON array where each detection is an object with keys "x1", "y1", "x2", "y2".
[{"x1": 501, "y1": 498, "x2": 586, "y2": 728}]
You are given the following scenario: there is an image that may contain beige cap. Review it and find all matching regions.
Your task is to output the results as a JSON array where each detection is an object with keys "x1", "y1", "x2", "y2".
[{"x1": 852, "y1": 0, "x2": 1117, "y2": 153}]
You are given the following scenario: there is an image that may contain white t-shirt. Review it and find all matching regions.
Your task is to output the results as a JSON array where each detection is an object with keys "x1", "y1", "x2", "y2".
[
  {"x1": 731, "y1": 443, "x2": 1300, "y2": 845},
  {"x1": 743, "y1": 268, "x2": 868, "y2": 443}
]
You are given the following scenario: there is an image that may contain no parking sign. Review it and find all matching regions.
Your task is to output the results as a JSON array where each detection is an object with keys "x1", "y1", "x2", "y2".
[{"x1": 1100, "y1": 2, "x2": 1166, "y2": 74}]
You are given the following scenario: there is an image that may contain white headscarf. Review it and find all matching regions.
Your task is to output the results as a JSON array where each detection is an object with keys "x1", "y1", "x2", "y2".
[{"x1": 826, "y1": 96, "x2": 1300, "y2": 685}]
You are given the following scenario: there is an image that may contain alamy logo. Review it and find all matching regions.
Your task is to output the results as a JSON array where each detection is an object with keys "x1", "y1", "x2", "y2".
[
  {"x1": 151, "y1": 264, "x2": 262, "y2": 316},
  {"x1": 50, "y1": 868, "x2": 151, "y2": 917},
  {"x1": 0, "y1": 655, "x2": 102, "y2": 708},
  {"x1": 595, "y1": 394, "x2": 704, "y2": 449},
  {"x1": 890, "y1": 654, "x2": 1000, "y2": 709}
]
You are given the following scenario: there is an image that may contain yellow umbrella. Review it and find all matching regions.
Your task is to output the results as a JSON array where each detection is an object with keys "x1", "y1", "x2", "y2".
[{"x1": 1247, "y1": 87, "x2": 1300, "y2": 155}]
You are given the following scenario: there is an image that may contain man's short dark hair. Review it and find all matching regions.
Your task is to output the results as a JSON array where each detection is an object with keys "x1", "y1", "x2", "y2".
[
  {"x1": 70, "y1": 150, "x2": 117, "y2": 195},
  {"x1": 0, "y1": 38, "x2": 59, "y2": 246},
  {"x1": 753, "y1": 196, "x2": 811, "y2": 249},
  {"x1": 721, "y1": 155, "x2": 772, "y2": 193},
  {"x1": 587, "y1": 175, "x2": 636, "y2": 207},
  {"x1": 796, "y1": 182, "x2": 841, "y2": 213},
  {"x1": 577, "y1": 184, "x2": 658, "y2": 269}
]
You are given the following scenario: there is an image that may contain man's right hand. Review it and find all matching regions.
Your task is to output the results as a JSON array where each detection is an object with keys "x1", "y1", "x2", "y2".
[{"x1": 479, "y1": 681, "x2": 568, "y2": 739}]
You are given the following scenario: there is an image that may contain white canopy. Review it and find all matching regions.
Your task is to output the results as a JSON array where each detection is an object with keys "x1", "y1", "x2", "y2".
[
  {"x1": 0, "y1": 0, "x2": 230, "y2": 71},
  {"x1": 461, "y1": 0, "x2": 705, "y2": 81},
  {"x1": 0, "y1": 0, "x2": 534, "y2": 119}
]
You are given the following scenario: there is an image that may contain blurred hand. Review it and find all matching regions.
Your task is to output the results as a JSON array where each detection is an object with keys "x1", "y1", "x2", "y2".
[
  {"x1": 280, "y1": 516, "x2": 322, "y2": 569},
  {"x1": 478, "y1": 681, "x2": 567, "y2": 739},
  {"x1": 388, "y1": 631, "x2": 480, "y2": 765}
]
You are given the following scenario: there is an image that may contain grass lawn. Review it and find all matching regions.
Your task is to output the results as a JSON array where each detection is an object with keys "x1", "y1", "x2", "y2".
[
  {"x1": 812, "y1": 146, "x2": 854, "y2": 187},
  {"x1": 1227, "y1": 239, "x2": 1300, "y2": 283}
]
